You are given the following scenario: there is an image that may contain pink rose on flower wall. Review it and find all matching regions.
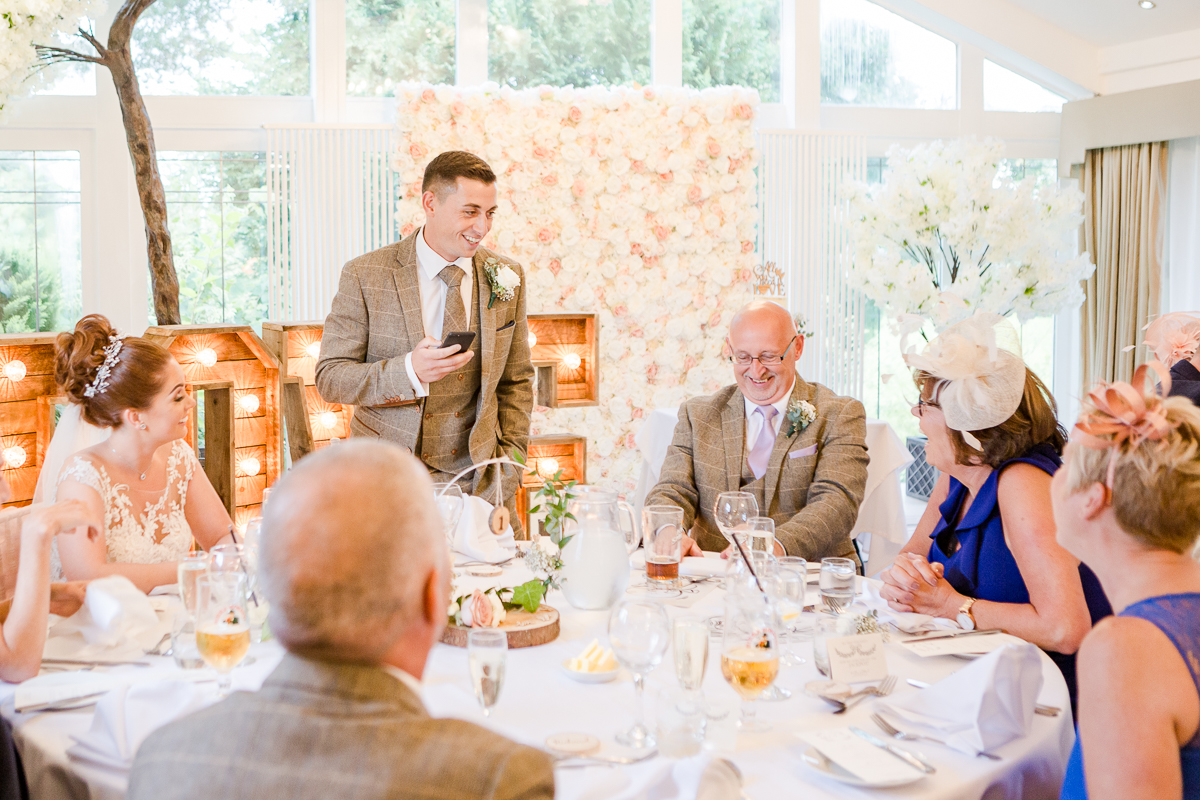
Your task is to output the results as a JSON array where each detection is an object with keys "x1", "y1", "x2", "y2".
[
  {"x1": 693, "y1": 293, "x2": 705, "y2": 307},
  {"x1": 706, "y1": 139, "x2": 721, "y2": 158},
  {"x1": 741, "y1": 241, "x2": 754, "y2": 254},
  {"x1": 709, "y1": 312, "x2": 722, "y2": 328},
  {"x1": 624, "y1": 433, "x2": 637, "y2": 449},
  {"x1": 450, "y1": 101, "x2": 466, "y2": 116},
  {"x1": 631, "y1": 160, "x2": 646, "y2": 173},
  {"x1": 533, "y1": 146, "x2": 550, "y2": 160},
  {"x1": 542, "y1": 174, "x2": 558, "y2": 186},
  {"x1": 469, "y1": 590, "x2": 493, "y2": 628},
  {"x1": 421, "y1": 89, "x2": 436, "y2": 102},
  {"x1": 630, "y1": 243, "x2": 644, "y2": 256},
  {"x1": 734, "y1": 104, "x2": 754, "y2": 120},
  {"x1": 645, "y1": 256, "x2": 659, "y2": 269},
  {"x1": 613, "y1": 304, "x2": 628, "y2": 317},
  {"x1": 568, "y1": 106, "x2": 583, "y2": 124},
  {"x1": 684, "y1": 356, "x2": 697, "y2": 370},
  {"x1": 537, "y1": 228, "x2": 555, "y2": 244},
  {"x1": 571, "y1": 181, "x2": 587, "y2": 198},
  {"x1": 632, "y1": 407, "x2": 644, "y2": 419},
  {"x1": 401, "y1": 223, "x2": 415, "y2": 237},
  {"x1": 687, "y1": 185, "x2": 702, "y2": 204},
  {"x1": 548, "y1": 259, "x2": 562, "y2": 276},
  {"x1": 409, "y1": 143, "x2": 428, "y2": 159},
  {"x1": 738, "y1": 268, "x2": 752, "y2": 282},
  {"x1": 630, "y1": 327, "x2": 644, "y2": 338},
  {"x1": 654, "y1": 226, "x2": 670, "y2": 241},
  {"x1": 658, "y1": 172, "x2": 674, "y2": 183}
]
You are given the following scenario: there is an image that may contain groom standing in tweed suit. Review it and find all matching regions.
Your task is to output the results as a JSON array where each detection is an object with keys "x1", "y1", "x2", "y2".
[
  {"x1": 316, "y1": 152, "x2": 533, "y2": 530},
  {"x1": 646, "y1": 300, "x2": 869, "y2": 563}
]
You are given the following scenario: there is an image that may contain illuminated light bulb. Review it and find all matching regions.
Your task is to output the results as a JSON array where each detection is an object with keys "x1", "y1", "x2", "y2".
[
  {"x1": 197, "y1": 348, "x2": 218, "y2": 368},
  {"x1": 238, "y1": 394, "x2": 260, "y2": 414},
  {"x1": 2, "y1": 445, "x2": 27, "y2": 469},
  {"x1": 317, "y1": 411, "x2": 338, "y2": 430},
  {"x1": 527, "y1": 331, "x2": 538, "y2": 348},
  {"x1": 561, "y1": 352, "x2": 582, "y2": 370},
  {"x1": 537, "y1": 457, "x2": 560, "y2": 478},
  {"x1": 1139, "y1": 0, "x2": 1155, "y2": 8},
  {"x1": 239, "y1": 457, "x2": 261, "y2": 477},
  {"x1": 305, "y1": 341, "x2": 322, "y2": 359},
  {"x1": 2, "y1": 360, "x2": 26, "y2": 382}
]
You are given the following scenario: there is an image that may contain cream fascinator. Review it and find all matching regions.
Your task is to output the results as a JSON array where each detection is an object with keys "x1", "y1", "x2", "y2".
[
  {"x1": 1141, "y1": 313, "x2": 1200, "y2": 367},
  {"x1": 903, "y1": 312, "x2": 1026, "y2": 448}
]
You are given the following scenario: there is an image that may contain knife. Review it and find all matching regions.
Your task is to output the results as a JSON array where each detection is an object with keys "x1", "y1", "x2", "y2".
[
  {"x1": 904, "y1": 628, "x2": 1002, "y2": 643},
  {"x1": 849, "y1": 726, "x2": 936, "y2": 774}
]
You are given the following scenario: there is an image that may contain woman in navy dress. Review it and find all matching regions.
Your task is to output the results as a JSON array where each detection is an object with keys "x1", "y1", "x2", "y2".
[
  {"x1": 1142, "y1": 312, "x2": 1200, "y2": 407},
  {"x1": 1055, "y1": 364, "x2": 1200, "y2": 800},
  {"x1": 879, "y1": 314, "x2": 1110, "y2": 705}
]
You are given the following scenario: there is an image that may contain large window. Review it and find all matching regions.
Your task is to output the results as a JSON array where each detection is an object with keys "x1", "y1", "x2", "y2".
[
  {"x1": 159, "y1": 152, "x2": 269, "y2": 329},
  {"x1": 132, "y1": 0, "x2": 310, "y2": 95},
  {"x1": 683, "y1": 0, "x2": 780, "y2": 102},
  {"x1": 346, "y1": 0, "x2": 456, "y2": 95},
  {"x1": 488, "y1": 0, "x2": 651, "y2": 89},
  {"x1": 984, "y1": 60, "x2": 1065, "y2": 113},
  {"x1": 820, "y1": 0, "x2": 956, "y2": 109},
  {"x1": 0, "y1": 152, "x2": 82, "y2": 333}
]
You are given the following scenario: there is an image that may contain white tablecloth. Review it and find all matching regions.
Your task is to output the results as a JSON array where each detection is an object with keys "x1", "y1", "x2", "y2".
[
  {"x1": 2, "y1": 574, "x2": 1073, "y2": 800},
  {"x1": 633, "y1": 409, "x2": 913, "y2": 574}
]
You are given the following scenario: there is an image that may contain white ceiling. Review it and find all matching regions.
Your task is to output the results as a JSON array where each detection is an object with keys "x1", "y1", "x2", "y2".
[{"x1": 1005, "y1": 0, "x2": 1200, "y2": 46}]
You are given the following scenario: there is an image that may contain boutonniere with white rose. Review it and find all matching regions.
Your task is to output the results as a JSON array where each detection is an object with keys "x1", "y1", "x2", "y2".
[
  {"x1": 483, "y1": 257, "x2": 521, "y2": 309},
  {"x1": 784, "y1": 399, "x2": 817, "y2": 437}
]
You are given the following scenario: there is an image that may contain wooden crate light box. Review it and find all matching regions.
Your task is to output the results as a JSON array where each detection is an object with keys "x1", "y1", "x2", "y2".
[
  {"x1": 527, "y1": 314, "x2": 598, "y2": 408},
  {"x1": 517, "y1": 433, "x2": 587, "y2": 537},
  {"x1": 261, "y1": 321, "x2": 352, "y2": 462},
  {"x1": 0, "y1": 334, "x2": 62, "y2": 508}
]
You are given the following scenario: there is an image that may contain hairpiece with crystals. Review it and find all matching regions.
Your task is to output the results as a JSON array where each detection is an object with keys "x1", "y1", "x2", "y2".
[
  {"x1": 83, "y1": 333, "x2": 124, "y2": 398},
  {"x1": 1072, "y1": 362, "x2": 1181, "y2": 489}
]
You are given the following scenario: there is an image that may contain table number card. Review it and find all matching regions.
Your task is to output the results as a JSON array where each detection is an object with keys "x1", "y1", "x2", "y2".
[{"x1": 826, "y1": 633, "x2": 888, "y2": 683}]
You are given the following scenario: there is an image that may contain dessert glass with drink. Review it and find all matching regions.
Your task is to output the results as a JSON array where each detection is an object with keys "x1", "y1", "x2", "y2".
[
  {"x1": 467, "y1": 628, "x2": 507, "y2": 718},
  {"x1": 819, "y1": 557, "x2": 856, "y2": 612},
  {"x1": 643, "y1": 505, "x2": 685, "y2": 591},
  {"x1": 194, "y1": 572, "x2": 251, "y2": 696},
  {"x1": 608, "y1": 599, "x2": 671, "y2": 747},
  {"x1": 720, "y1": 585, "x2": 779, "y2": 732}
]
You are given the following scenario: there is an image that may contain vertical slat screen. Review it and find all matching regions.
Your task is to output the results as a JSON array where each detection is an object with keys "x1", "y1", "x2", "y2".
[
  {"x1": 266, "y1": 125, "x2": 397, "y2": 320},
  {"x1": 757, "y1": 131, "x2": 866, "y2": 400}
]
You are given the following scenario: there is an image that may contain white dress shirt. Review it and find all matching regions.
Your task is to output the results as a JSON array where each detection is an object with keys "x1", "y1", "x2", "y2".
[
  {"x1": 743, "y1": 379, "x2": 794, "y2": 455},
  {"x1": 403, "y1": 227, "x2": 475, "y2": 397}
]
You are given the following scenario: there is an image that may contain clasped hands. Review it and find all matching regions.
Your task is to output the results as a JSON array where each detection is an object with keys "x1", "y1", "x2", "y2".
[
  {"x1": 878, "y1": 553, "x2": 965, "y2": 619},
  {"x1": 410, "y1": 336, "x2": 474, "y2": 384}
]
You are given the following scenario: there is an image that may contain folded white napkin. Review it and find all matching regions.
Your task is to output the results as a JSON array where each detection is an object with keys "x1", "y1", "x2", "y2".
[
  {"x1": 452, "y1": 496, "x2": 518, "y2": 564},
  {"x1": 680, "y1": 556, "x2": 727, "y2": 579},
  {"x1": 856, "y1": 580, "x2": 959, "y2": 634},
  {"x1": 876, "y1": 642, "x2": 1044, "y2": 755},
  {"x1": 562, "y1": 754, "x2": 741, "y2": 800},
  {"x1": 66, "y1": 680, "x2": 217, "y2": 772},
  {"x1": 49, "y1": 575, "x2": 168, "y2": 659}
]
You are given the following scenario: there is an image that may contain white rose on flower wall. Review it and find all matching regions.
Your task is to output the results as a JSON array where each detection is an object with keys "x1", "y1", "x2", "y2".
[
  {"x1": 394, "y1": 83, "x2": 758, "y2": 489},
  {"x1": 845, "y1": 138, "x2": 1095, "y2": 331}
]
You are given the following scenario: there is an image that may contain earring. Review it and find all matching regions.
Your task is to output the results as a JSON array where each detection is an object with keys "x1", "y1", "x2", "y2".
[{"x1": 138, "y1": 422, "x2": 148, "y2": 430}]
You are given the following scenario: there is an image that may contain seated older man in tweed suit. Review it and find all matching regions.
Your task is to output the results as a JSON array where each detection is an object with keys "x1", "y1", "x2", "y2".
[
  {"x1": 128, "y1": 441, "x2": 554, "y2": 800},
  {"x1": 647, "y1": 300, "x2": 869, "y2": 563}
]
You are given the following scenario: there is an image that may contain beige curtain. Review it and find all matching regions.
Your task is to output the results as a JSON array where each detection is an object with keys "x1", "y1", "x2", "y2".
[{"x1": 1080, "y1": 141, "x2": 1168, "y2": 388}]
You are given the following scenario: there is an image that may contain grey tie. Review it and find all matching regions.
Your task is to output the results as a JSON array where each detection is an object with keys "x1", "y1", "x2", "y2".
[{"x1": 438, "y1": 264, "x2": 467, "y2": 336}]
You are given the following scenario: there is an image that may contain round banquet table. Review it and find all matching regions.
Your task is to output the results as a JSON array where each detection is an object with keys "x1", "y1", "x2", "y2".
[{"x1": 0, "y1": 574, "x2": 1074, "y2": 800}]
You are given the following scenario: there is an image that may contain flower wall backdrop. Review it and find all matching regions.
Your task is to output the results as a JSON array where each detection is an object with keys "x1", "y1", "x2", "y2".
[{"x1": 393, "y1": 83, "x2": 759, "y2": 489}]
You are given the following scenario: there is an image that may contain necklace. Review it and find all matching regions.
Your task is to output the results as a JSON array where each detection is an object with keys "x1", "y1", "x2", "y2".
[{"x1": 108, "y1": 444, "x2": 148, "y2": 481}]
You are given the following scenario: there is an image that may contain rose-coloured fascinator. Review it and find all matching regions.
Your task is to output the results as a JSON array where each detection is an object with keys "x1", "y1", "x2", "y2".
[
  {"x1": 1072, "y1": 362, "x2": 1180, "y2": 489},
  {"x1": 1141, "y1": 313, "x2": 1200, "y2": 367},
  {"x1": 903, "y1": 312, "x2": 1026, "y2": 445}
]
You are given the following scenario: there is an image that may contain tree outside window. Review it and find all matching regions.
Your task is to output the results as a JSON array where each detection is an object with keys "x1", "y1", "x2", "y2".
[
  {"x1": 346, "y1": 0, "x2": 456, "y2": 95},
  {"x1": 683, "y1": 0, "x2": 779, "y2": 103}
]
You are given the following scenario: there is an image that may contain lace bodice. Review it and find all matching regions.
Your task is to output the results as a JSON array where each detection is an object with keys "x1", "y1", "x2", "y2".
[{"x1": 52, "y1": 439, "x2": 198, "y2": 578}]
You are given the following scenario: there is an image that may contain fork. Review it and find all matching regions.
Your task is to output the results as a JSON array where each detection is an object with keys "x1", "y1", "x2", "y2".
[
  {"x1": 871, "y1": 712, "x2": 1001, "y2": 760},
  {"x1": 832, "y1": 674, "x2": 897, "y2": 714}
]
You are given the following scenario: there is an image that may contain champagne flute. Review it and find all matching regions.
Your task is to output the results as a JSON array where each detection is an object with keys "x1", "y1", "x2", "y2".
[
  {"x1": 714, "y1": 492, "x2": 757, "y2": 551},
  {"x1": 672, "y1": 617, "x2": 709, "y2": 692},
  {"x1": 720, "y1": 586, "x2": 779, "y2": 732},
  {"x1": 195, "y1": 573, "x2": 251, "y2": 697},
  {"x1": 467, "y1": 628, "x2": 507, "y2": 718},
  {"x1": 608, "y1": 599, "x2": 671, "y2": 748},
  {"x1": 177, "y1": 552, "x2": 209, "y2": 619}
]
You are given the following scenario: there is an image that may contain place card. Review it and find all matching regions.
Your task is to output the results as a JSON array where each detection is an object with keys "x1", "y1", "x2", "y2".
[
  {"x1": 799, "y1": 728, "x2": 923, "y2": 784},
  {"x1": 826, "y1": 633, "x2": 888, "y2": 683},
  {"x1": 900, "y1": 632, "x2": 1011, "y2": 658}
]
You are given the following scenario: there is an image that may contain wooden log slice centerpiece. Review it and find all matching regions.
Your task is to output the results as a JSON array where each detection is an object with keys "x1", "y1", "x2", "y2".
[{"x1": 440, "y1": 605, "x2": 560, "y2": 649}]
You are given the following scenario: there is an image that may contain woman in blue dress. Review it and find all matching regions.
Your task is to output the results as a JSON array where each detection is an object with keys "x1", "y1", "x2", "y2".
[
  {"x1": 879, "y1": 314, "x2": 1110, "y2": 704},
  {"x1": 1055, "y1": 364, "x2": 1200, "y2": 800}
]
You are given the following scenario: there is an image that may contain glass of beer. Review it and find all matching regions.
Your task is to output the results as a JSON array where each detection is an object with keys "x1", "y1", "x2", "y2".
[
  {"x1": 720, "y1": 586, "x2": 779, "y2": 732},
  {"x1": 194, "y1": 573, "x2": 251, "y2": 696},
  {"x1": 643, "y1": 505, "x2": 685, "y2": 590},
  {"x1": 467, "y1": 628, "x2": 507, "y2": 718}
]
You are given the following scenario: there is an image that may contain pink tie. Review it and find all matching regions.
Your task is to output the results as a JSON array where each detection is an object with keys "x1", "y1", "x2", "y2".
[{"x1": 747, "y1": 405, "x2": 778, "y2": 480}]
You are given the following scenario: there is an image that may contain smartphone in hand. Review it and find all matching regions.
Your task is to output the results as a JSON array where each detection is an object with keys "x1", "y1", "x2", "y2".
[{"x1": 440, "y1": 331, "x2": 476, "y2": 353}]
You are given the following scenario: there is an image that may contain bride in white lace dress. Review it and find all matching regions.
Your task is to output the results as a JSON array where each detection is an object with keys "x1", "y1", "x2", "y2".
[{"x1": 51, "y1": 315, "x2": 233, "y2": 593}]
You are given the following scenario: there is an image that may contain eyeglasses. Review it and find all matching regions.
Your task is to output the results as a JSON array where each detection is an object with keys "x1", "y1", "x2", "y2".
[
  {"x1": 729, "y1": 336, "x2": 797, "y2": 366},
  {"x1": 915, "y1": 396, "x2": 941, "y2": 416}
]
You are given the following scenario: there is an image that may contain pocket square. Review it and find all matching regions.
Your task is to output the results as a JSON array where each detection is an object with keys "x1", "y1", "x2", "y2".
[
  {"x1": 496, "y1": 320, "x2": 515, "y2": 332},
  {"x1": 789, "y1": 444, "x2": 818, "y2": 459}
]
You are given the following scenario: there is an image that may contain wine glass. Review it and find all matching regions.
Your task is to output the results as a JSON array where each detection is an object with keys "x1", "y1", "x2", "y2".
[
  {"x1": 239, "y1": 518, "x2": 270, "y2": 642},
  {"x1": 433, "y1": 483, "x2": 465, "y2": 549},
  {"x1": 467, "y1": 628, "x2": 507, "y2": 718},
  {"x1": 194, "y1": 572, "x2": 251, "y2": 697},
  {"x1": 714, "y1": 492, "x2": 757, "y2": 549},
  {"x1": 672, "y1": 617, "x2": 709, "y2": 693},
  {"x1": 608, "y1": 599, "x2": 671, "y2": 748},
  {"x1": 720, "y1": 586, "x2": 779, "y2": 732},
  {"x1": 208, "y1": 543, "x2": 245, "y2": 575}
]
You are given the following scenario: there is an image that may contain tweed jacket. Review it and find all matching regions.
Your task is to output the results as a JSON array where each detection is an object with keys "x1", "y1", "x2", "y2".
[
  {"x1": 645, "y1": 378, "x2": 869, "y2": 561},
  {"x1": 315, "y1": 233, "x2": 534, "y2": 494},
  {"x1": 128, "y1": 653, "x2": 555, "y2": 800}
]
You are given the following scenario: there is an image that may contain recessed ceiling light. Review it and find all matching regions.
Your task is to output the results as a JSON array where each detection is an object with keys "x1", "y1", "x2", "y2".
[{"x1": 1139, "y1": 1, "x2": 1156, "y2": 8}]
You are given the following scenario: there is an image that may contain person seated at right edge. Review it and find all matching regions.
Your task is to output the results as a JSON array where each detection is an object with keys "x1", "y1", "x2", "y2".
[
  {"x1": 878, "y1": 313, "x2": 1111, "y2": 709},
  {"x1": 1142, "y1": 312, "x2": 1200, "y2": 406}
]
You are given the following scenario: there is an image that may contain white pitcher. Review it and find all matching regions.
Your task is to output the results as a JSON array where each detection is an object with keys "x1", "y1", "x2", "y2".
[{"x1": 558, "y1": 486, "x2": 638, "y2": 610}]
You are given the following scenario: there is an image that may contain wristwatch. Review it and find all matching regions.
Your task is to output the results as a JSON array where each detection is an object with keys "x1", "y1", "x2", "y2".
[{"x1": 957, "y1": 597, "x2": 978, "y2": 631}]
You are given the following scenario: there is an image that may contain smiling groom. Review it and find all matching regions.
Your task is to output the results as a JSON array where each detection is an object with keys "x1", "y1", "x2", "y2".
[
  {"x1": 316, "y1": 151, "x2": 534, "y2": 531},
  {"x1": 646, "y1": 300, "x2": 869, "y2": 563}
]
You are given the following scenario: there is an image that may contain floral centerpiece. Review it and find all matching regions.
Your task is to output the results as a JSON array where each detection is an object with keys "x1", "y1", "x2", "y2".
[{"x1": 845, "y1": 138, "x2": 1095, "y2": 331}]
